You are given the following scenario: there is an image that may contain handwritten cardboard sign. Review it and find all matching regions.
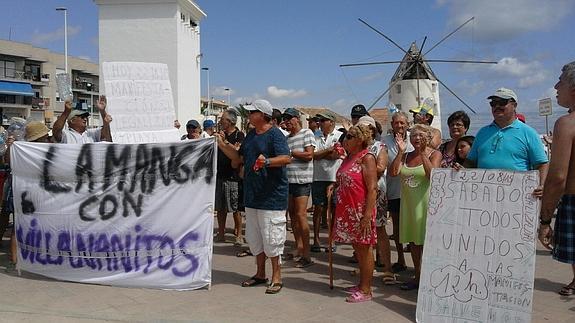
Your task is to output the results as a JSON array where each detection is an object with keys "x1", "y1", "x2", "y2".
[
  {"x1": 417, "y1": 169, "x2": 539, "y2": 323},
  {"x1": 55, "y1": 73, "x2": 73, "y2": 101},
  {"x1": 12, "y1": 139, "x2": 216, "y2": 290},
  {"x1": 102, "y1": 62, "x2": 180, "y2": 143}
]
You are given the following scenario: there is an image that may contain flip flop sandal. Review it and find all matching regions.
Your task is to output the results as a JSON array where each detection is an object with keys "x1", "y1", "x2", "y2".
[
  {"x1": 399, "y1": 281, "x2": 419, "y2": 291},
  {"x1": 241, "y1": 276, "x2": 268, "y2": 287},
  {"x1": 310, "y1": 245, "x2": 323, "y2": 253},
  {"x1": 294, "y1": 257, "x2": 314, "y2": 268},
  {"x1": 559, "y1": 285, "x2": 575, "y2": 296},
  {"x1": 265, "y1": 282, "x2": 283, "y2": 294},
  {"x1": 382, "y1": 272, "x2": 397, "y2": 285},
  {"x1": 236, "y1": 250, "x2": 253, "y2": 257},
  {"x1": 345, "y1": 290, "x2": 372, "y2": 303}
]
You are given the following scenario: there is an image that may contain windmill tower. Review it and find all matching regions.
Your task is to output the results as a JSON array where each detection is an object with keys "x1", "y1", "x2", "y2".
[
  {"x1": 389, "y1": 43, "x2": 441, "y2": 129},
  {"x1": 340, "y1": 17, "x2": 496, "y2": 132}
]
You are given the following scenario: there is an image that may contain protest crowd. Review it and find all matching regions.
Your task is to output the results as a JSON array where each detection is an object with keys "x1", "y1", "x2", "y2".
[{"x1": 0, "y1": 61, "x2": 574, "y2": 308}]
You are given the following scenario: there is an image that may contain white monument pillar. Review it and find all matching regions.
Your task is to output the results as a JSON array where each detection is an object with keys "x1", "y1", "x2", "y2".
[{"x1": 95, "y1": 0, "x2": 206, "y2": 125}]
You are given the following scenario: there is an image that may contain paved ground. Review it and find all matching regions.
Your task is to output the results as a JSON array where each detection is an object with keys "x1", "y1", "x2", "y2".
[{"x1": 0, "y1": 216, "x2": 574, "y2": 323}]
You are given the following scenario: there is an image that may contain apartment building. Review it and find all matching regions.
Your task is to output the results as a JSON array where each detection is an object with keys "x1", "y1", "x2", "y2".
[{"x1": 0, "y1": 39, "x2": 99, "y2": 127}]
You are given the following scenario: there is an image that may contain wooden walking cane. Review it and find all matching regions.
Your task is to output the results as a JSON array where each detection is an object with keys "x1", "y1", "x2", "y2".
[{"x1": 327, "y1": 187, "x2": 335, "y2": 289}]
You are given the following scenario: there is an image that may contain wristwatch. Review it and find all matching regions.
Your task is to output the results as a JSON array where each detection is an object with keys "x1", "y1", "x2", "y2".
[
  {"x1": 539, "y1": 218, "x2": 552, "y2": 225},
  {"x1": 264, "y1": 158, "x2": 271, "y2": 168}
]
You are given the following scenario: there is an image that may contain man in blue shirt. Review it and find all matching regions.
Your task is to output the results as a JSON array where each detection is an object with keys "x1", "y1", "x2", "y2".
[
  {"x1": 216, "y1": 99, "x2": 291, "y2": 294},
  {"x1": 463, "y1": 88, "x2": 548, "y2": 193}
]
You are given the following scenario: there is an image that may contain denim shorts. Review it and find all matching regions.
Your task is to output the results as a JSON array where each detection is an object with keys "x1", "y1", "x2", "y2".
[{"x1": 289, "y1": 183, "x2": 311, "y2": 197}]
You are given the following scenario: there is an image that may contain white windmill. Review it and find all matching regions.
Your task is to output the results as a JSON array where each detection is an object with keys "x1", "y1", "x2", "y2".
[{"x1": 341, "y1": 17, "x2": 497, "y2": 130}]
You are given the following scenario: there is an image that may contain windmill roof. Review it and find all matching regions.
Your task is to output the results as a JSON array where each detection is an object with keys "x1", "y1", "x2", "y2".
[{"x1": 391, "y1": 42, "x2": 437, "y2": 83}]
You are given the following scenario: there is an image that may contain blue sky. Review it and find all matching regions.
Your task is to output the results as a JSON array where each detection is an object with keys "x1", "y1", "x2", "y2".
[{"x1": 2, "y1": 0, "x2": 574, "y2": 134}]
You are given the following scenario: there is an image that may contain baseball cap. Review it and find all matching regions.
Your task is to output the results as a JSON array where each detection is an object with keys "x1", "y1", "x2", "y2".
[
  {"x1": 203, "y1": 119, "x2": 215, "y2": 128},
  {"x1": 306, "y1": 115, "x2": 320, "y2": 122},
  {"x1": 488, "y1": 87, "x2": 518, "y2": 102},
  {"x1": 282, "y1": 107, "x2": 300, "y2": 118},
  {"x1": 516, "y1": 113, "x2": 526, "y2": 123},
  {"x1": 186, "y1": 119, "x2": 201, "y2": 129},
  {"x1": 351, "y1": 104, "x2": 369, "y2": 117},
  {"x1": 67, "y1": 109, "x2": 90, "y2": 121},
  {"x1": 25, "y1": 121, "x2": 50, "y2": 142},
  {"x1": 358, "y1": 115, "x2": 376, "y2": 128},
  {"x1": 315, "y1": 111, "x2": 337, "y2": 121},
  {"x1": 409, "y1": 106, "x2": 435, "y2": 116},
  {"x1": 243, "y1": 99, "x2": 273, "y2": 116}
]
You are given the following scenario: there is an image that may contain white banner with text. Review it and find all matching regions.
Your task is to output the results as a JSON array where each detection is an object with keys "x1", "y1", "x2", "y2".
[
  {"x1": 102, "y1": 62, "x2": 180, "y2": 143},
  {"x1": 12, "y1": 138, "x2": 216, "y2": 290},
  {"x1": 417, "y1": 169, "x2": 539, "y2": 323}
]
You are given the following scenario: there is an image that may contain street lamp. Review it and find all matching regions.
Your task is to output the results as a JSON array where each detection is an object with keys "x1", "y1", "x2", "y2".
[
  {"x1": 224, "y1": 88, "x2": 230, "y2": 107},
  {"x1": 201, "y1": 67, "x2": 210, "y2": 116},
  {"x1": 56, "y1": 7, "x2": 68, "y2": 74}
]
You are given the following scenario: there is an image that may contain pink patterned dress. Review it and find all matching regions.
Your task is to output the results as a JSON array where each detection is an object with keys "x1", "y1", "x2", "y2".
[{"x1": 333, "y1": 149, "x2": 377, "y2": 245}]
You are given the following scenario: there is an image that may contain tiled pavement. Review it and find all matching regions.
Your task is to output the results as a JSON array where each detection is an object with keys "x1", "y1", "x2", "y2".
[{"x1": 0, "y1": 217, "x2": 573, "y2": 323}]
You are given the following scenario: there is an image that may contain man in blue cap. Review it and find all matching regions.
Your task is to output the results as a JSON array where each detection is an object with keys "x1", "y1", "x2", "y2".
[{"x1": 201, "y1": 119, "x2": 215, "y2": 138}]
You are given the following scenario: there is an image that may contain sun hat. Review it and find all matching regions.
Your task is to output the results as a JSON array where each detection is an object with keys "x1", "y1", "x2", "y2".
[
  {"x1": 67, "y1": 109, "x2": 90, "y2": 121},
  {"x1": 358, "y1": 115, "x2": 376, "y2": 128},
  {"x1": 25, "y1": 121, "x2": 50, "y2": 142},
  {"x1": 186, "y1": 119, "x2": 201, "y2": 129},
  {"x1": 282, "y1": 107, "x2": 300, "y2": 118},
  {"x1": 315, "y1": 111, "x2": 337, "y2": 121},
  {"x1": 203, "y1": 119, "x2": 215, "y2": 128},
  {"x1": 351, "y1": 104, "x2": 369, "y2": 117}
]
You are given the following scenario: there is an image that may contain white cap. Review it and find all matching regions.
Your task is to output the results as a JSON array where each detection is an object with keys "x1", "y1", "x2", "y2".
[
  {"x1": 244, "y1": 99, "x2": 273, "y2": 116},
  {"x1": 358, "y1": 115, "x2": 376, "y2": 128}
]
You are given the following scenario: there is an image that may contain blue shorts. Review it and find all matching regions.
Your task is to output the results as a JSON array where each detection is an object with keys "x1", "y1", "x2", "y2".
[
  {"x1": 553, "y1": 195, "x2": 575, "y2": 264},
  {"x1": 312, "y1": 181, "x2": 334, "y2": 206},
  {"x1": 289, "y1": 183, "x2": 311, "y2": 198}
]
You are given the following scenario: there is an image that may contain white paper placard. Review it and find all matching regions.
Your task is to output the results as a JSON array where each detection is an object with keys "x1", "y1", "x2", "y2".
[
  {"x1": 12, "y1": 138, "x2": 216, "y2": 290},
  {"x1": 102, "y1": 62, "x2": 180, "y2": 143},
  {"x1": 417, "y1": 168, "x2": 539, "y2": 323}
]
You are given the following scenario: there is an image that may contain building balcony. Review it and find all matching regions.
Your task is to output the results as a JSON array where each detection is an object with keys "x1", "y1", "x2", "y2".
[
  {"x1": 0, "y1": 71, "x2": 49, "y2": 86},
  {"x1": 72, "y1": 80, "x2": 99, "y2": 94}
]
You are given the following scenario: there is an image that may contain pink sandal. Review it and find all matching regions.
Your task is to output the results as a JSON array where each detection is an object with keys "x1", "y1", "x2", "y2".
[
  {"x1": 345, "y1": 290, "x2": 372, "y2": 303},
  {"x1": 344, "y1": 285, "x2": 360, "y2": 293}
]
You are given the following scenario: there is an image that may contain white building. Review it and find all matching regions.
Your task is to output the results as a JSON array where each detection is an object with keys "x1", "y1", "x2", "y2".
[
  {"x1": 95, "y1": 0, "x2": 206, "y2": 125},
  {"x1": 388, "y1": 43, "x2": 441, "y2": 130}
]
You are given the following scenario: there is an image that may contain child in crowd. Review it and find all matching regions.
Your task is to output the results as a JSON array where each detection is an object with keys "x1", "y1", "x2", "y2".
[{"x1": 454, "y1": 135, "x2": 475, "y2": 165}]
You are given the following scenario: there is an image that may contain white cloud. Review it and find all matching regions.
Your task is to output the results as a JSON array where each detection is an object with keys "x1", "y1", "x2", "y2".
[
  {"x1": 489, "y1": 57, "x2": 549, "y2": 88},
  {"x1": 439, "y1": 0, "x2": 574, "y2": 42},
  {"x1": 30, "y1": 26, "x2": 81, "y2": 45},
  {"x1": 542, "y1": 87, "x2": 557, "y2": 100},
  {"x1": 457, "y1": 79, "x2": 485, "y2": 96},
  {"x1": 267, "y1": 86, "x2": 307, "y2": 99}
]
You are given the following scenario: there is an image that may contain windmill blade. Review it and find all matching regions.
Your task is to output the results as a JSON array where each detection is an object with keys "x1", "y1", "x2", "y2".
[
  {"x1": 416, "y1": 63, "x2": 421, "y2": 106},
  {"x1": 367, "y1": 63, "x2": 416, "y2": 110},
  {"x1": 358, "y1": 18, "x2": 409, "y2": 55},
  {"x1": 418, "y1": 36, "x2": 428, "y2": 58},
  {"x1": 435, "y1": 76, "x2": 477, "y2": 114},
  {"x1": 425, "y1": 59, "x2": 498, "y2": 64},
  {"x1": 424, "y1": 17, "x2": 475, "y2": 56},
  {"x1": 339, "y1": 60, "x2": 406, "y2": 68}
]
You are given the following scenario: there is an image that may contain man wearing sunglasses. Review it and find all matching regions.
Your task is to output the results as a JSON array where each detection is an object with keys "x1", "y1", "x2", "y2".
[
  {"x1": 53, "y1": 96, "x2": 112, "y2": 143},
  {"x1": 462, "y1": 88, "x2": 548, "y2": 190}
]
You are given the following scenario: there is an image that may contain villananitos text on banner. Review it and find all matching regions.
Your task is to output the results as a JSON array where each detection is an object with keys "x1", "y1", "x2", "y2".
[
  {"x1": 417, "y1": 168, "x2": 539, "y2": 323},
  {"x1": 11, "y1": 138, "x2": 216, "y2": 290},
  {"x1": 102, "y1": 62, "x2": 181, "y2": 144}
]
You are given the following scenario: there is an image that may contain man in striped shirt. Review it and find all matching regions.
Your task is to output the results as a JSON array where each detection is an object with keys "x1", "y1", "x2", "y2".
[{"x1": 283, "y1": 108, "x2": 316, "y2": 268}]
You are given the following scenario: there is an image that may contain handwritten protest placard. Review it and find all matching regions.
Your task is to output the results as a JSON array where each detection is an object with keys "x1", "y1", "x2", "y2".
[
  {"x1": 12, "y1": 138, "x2": 216, "y2": 290},
  {"x1": 417, "y1": 169, "x2": 539, "y2": 323},
  {"x1": 102, "y1": 62, "x2": 180, "y2": 143},
  {"x1": 56, "y1": 73, "x2": 72, "y2": 101}
]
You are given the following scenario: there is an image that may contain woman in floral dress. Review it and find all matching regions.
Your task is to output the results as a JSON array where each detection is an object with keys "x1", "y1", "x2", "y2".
[{"x1": 333, "y1": 124, "x2": 378, "y2": 303}]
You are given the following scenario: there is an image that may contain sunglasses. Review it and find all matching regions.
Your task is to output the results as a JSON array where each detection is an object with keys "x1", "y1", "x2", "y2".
[
  {"x1": 345, "y1": 133, "x2": 356, "y2": 140},
  {"x1": 489, "y1": 99, "x2": 513, "y2": 108},
  {"x1": 249, "y1": 110, "x2": 260, "y2": 114}
]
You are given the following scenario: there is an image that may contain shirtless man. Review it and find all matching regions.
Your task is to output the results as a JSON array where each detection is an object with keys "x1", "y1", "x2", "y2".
[{"x1": 539, "y1": 61, "x2": 575, "y2": 296}]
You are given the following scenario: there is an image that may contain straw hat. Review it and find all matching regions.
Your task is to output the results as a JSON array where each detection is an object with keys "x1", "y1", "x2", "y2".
[{"x1": 25, "y1": 121, "x2": 49, "y2": 142}]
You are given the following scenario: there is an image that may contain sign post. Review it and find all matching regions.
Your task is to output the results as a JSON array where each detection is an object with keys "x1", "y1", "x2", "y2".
[{"x1": 539, "y1": 98, "x2": 553, "y2": 135}]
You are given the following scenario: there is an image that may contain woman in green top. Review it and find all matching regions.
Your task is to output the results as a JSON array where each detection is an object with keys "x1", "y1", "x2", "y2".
[{"x1": 389, "y1": 124, "x2": 441, "y2": 290}]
